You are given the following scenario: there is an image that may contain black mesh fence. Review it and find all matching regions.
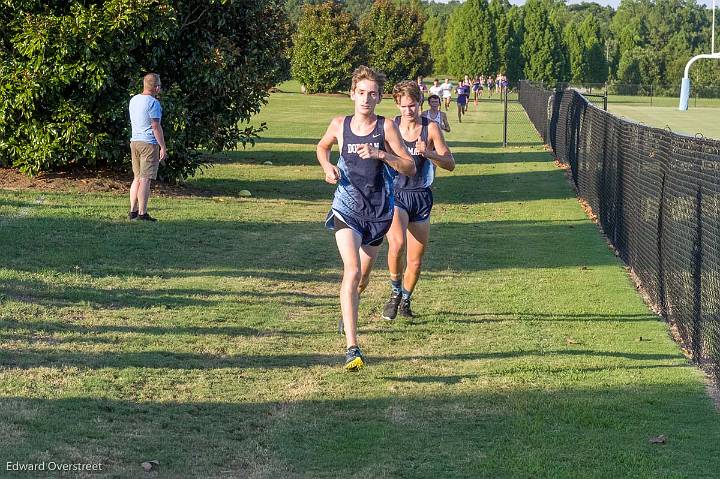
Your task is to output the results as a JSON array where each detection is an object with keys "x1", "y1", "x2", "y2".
[
  {"x1": 519, "y1": 80, "x2": 720, "y2": 379},
  {"x1": 518, "y1": 81, "x2": 553, "y2": 144},
  {"x1": 460, "y1": 91, "x2": 543, "y2": 147},
  {"x1": 501, "y1": 94, "x2": 546, "y2": 147}
]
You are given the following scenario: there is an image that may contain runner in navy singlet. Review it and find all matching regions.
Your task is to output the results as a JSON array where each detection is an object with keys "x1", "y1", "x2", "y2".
[
  {"x1": 456, "y1": 81, "x2": 469, "y2": 123},
  {"x1": 316, "y1": 66, "x2": 415, "y2": 371},
  {"x1": 382, "y1": 81, "x2": 455, "y2": 321}
]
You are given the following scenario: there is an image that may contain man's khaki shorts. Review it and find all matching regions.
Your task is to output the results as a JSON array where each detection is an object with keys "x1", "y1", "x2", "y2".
[{"x1": 130, "y1": 141, "x2": 160, "y2": 180}]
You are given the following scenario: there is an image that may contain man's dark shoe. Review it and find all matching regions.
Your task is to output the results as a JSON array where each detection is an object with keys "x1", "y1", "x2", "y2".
[
  {"x1": 344, "y1": 346, "x2": 365, "y2": 371},
  {"x1": 128, "y1": 210, "x2": 138, "y2": 220},
  {"x1": 136, "y1": 213, "x2": 157, "y2": 222},
  {"x1": 382, "y1": 290, "x2": 402, "y2": 321},
  {"x1": 399, "y1": 298, "x2": 414, "y2": 318}
]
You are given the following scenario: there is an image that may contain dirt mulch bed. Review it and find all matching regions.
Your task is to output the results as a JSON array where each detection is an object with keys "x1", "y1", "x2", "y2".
[{"x1": 0, "y1": 167, "x2": 212, "y2": 198}]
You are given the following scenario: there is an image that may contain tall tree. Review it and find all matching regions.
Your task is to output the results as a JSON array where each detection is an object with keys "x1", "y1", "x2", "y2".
[
  {"x1": 291, "y1": 2, "x2": 365, "y2": 93},
  {"x1": 505, "y1": 6, "x2": 525, "y2": 82},
  {"x1": 617, "y1": 47, "x2": 643, "y2": 84},
  {"x1": 445, "y1": 0, "x2": 498, "y2": 77},
  {"x1": 421, "y1": 0, "x2": 461, "y2": 75},
  {"x1": 521, "y1": 0, "x2": 567, "y2": 84},
  {"x1": 489, "y1": 0, "x2": 512, "y2": 75},
  {"x1": 565, "y1": 20, "x2": 588, "y2": 83},
  {"x1": 422, "y1": 13, "x2": 450, "y2": 74},
  {"x1": 567, "y1": 1, "x2": 614, "y2": 40},
  {"x1": 579, "y1": 14, "x2": 608, "y2": 83},
  {"x1": 360, "y1": 0, "x2": 432, "y2": 90}
]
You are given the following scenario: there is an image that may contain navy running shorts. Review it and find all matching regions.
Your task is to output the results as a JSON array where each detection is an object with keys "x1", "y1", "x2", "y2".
[
  {"x1": 325, "y1": 210, "x2": 390, "y2": 246},
  {"x1": 394, "y1": 188, "x2": 433, "y2": 223}
]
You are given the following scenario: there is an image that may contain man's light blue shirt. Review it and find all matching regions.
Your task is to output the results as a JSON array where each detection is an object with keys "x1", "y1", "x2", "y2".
[{"x1": 129, "y1": 94, "x2": 162, "y2": 144}]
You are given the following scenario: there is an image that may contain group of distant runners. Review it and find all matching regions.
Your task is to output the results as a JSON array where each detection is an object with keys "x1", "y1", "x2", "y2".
[{"x1": 423, "y1": 74, "x2": 509, "y2": 124}]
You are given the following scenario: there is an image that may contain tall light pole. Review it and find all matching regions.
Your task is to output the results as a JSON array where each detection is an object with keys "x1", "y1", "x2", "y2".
[{"x1": 680, "y1": 0, "x2": 720, "y2": 110}]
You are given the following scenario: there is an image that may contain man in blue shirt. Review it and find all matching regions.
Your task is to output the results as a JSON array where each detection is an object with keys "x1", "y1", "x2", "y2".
[{"x1": 128, "y1": 73, "x2": 167, "y2": 221}]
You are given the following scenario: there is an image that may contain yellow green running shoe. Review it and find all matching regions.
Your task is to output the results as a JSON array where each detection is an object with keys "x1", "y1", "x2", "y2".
[{"x1": 344, "y1": 346, "x2": 365, "y2": 371}]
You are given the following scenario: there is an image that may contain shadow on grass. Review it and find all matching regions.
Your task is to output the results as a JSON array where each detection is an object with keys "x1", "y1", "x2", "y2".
[
  {"x1": 435, "y1": 170, "x2": 571, "y2": 203},
  {"x1": 0, "y1": 317, "x2": 326, "y2": 339},
  {"x1": 424, "y1": 311, "x2": 659, "y2": 323},
  {"x1": 0, "y1": 217, "x2": 616, "y2": 286},
  {"x1": 0, "y1": 346, "x2": 682, "y2": 371},
  {"x1": 448, "y1": 140, "x2": 542, "y2": 149},
  {"x1": 0, "y1": 384, "x2": 718, "y2": 477},
  {"x1": 1, "y1": 279, "x2": 335, "y2": 310},
  {"x1": 0, "y1": 349, "x2": 340, "y2": 370},
  {"x1": 256, "y1": 137, "x2": 319, "y2": 145},
  {"x1": 209, "y1": 144, "x2": 548, "y2": 169},
  {"x1": 186, "y1": 169, "x2": 569, "y2": 203},
  {"x1": 0, "y1": 218, "x2": 339, "y2": 279},
  {"x1": 0, "y1": 197, "x2": 35, "y2": 209},
  {"x1": 382, "y1": 374, "x2": 477, "y2": 384},
  {"x1": 211, "y1": 148, "x2": 317, "y2": 167}
]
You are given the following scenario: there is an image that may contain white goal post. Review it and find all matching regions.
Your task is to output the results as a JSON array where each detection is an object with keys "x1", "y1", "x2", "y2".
[{"x1": 679, "y1": 0, "x2": 720, "y2": 110}]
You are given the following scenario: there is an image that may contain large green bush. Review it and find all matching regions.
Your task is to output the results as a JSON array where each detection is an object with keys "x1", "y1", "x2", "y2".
[
  {"x1": 291, "y1": 2, "x2": 365, "y2": 94},
  {"x1": 0, "y1": 0, "x2": 288, "y2": 181},
  {"x1": 360, "y1": 0, "x2": 432, "y2": 91}
]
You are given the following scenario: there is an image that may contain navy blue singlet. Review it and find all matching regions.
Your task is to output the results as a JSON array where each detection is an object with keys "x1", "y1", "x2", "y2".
[
  {"x1": 331, "y1": 115, "x2": 394, "y2": 221},
  {"x1": 392, "y1": 116, "x2": 434, "y2": 191}
]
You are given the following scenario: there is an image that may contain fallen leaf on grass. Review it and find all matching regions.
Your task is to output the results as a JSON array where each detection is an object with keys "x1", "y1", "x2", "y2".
[
  {"x1": 649, "y1": 435, "x2": 666, "y2": 444},
  {"x1": 141, "y1": 460, "x2": 160, "y2": 472}
]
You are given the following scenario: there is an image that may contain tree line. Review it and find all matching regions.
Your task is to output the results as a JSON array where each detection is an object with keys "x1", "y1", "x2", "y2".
[
  {"x1": 286, "y1": 0, "x2": 720, "y2": 92},
  {"x1": 2, "y1": 0, "x2": 717, "y2": 178}
]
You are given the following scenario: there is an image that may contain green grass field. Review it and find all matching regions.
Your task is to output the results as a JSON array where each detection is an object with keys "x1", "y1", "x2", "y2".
[
  {"x1": 602, "y1": 94, "x2": 720, "y2": 139},
  {"x1": 1, "y1": 82, "x2": 719, "y2": 478}
]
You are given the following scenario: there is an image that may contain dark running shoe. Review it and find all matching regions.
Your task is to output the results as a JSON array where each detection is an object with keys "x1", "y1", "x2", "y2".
[
  {"x1": 128, "y1": 210, "x2": 138, "y2": 220},
  {"x1": 399, "y1": 298, "x2": 414, "y2": 318},
  {"x1": 344, "y1": 346, "x2": 365, "y2": 371},
  {"x1": 136, "y1": 213, "x2": 157, "y2": 222},
  {"x1": 382, "y1": 290, "x2": 402, "y2": 321}
]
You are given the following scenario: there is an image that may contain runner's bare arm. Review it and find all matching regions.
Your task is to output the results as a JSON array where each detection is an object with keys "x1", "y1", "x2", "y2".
[
  {"x1": 317, "y1": 116, "x2": 342, "y2": 184},
  {"x1": 440, "y1": 112, "x2": 450, "y2": 132},
  {"x1": 381, "y1": 120, "x2": 416, "y2": 176},
  {"x1": 419, "y1": 122, "x2": 455, "y2": 171}
]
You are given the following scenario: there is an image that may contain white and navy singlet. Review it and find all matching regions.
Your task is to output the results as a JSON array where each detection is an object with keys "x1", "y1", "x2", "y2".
[
  {"x1": 392, "y1": 116, "x2": 434, "y2": 191},
  {"x1": 331, "y1": 115, "x2": 394, "y2": 222},
  {"x1": 423, "y1": 110, "x2": 443, "y2": 128}
]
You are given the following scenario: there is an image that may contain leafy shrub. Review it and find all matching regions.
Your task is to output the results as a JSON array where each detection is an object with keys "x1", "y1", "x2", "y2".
[{"x1": 0, "y1": 0, "x2": 288, "y2": 182}]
